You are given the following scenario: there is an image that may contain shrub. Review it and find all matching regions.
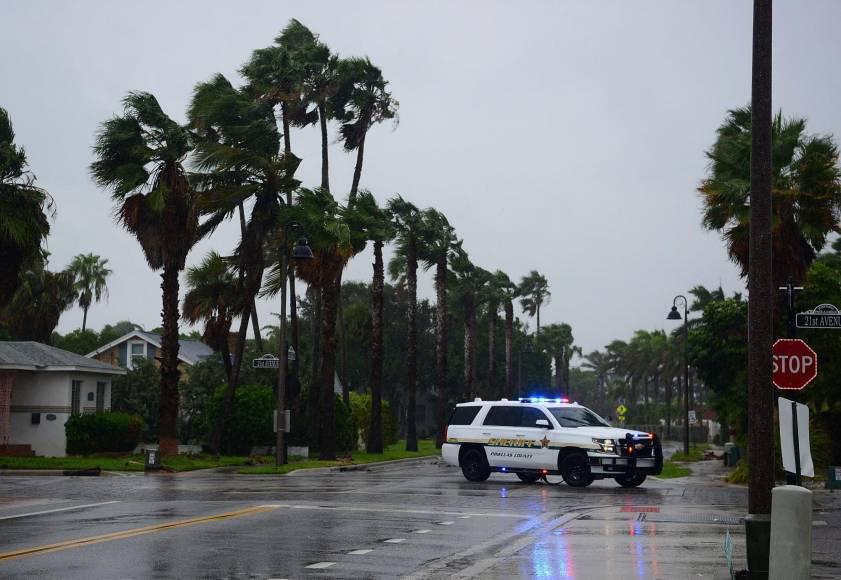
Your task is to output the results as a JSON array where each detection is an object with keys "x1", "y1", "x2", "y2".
[
  {"x1": 205, "y1": 384, "x2": 275, "y2": 455},
  {"x1": 65, "y1": 412, "x2": 143, "y2": 455},
  {"x1": 349, "y1": 392, "x2": 399, "y2": 448},
  {"x1": 296, "y1": 389, "x2": 360, "y2": 454},
  {"x1": 110, "y1": 358, "x2": 159, "y2": 440}
]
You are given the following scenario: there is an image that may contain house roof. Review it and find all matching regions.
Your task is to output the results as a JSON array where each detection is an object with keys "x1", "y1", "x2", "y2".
[
  {"x1": 85, "y1": 330, "x2": 214, "y2": 366},
  {"x1": 0, "y1": 342, "x2": 126, "y2": 375}
]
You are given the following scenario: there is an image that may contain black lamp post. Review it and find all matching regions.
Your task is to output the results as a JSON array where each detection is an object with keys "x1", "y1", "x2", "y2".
[
  {"x1": 276, "y1": 235, "x2": 314, "y2": 466},
  {"x1": 667, "y1": 295, "x2": 690, "y2": 455}
]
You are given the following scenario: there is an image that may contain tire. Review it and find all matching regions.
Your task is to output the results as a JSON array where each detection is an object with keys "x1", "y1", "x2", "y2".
[
  {"x1": 460, "y1": 448, "x2": 491, "y2": 482},
  {"x1": 560, "y1": 451, "x2": 594, "y2": 487},
  {"x1": 516, "y1": 472, "x2": 541, "y2": 484},
  {"x1": 614, "y1": 473, "x2": 647, "y2": 488}
]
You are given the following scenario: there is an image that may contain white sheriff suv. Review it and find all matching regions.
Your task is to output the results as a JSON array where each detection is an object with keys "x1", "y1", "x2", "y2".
[{"x1": 442, "y1": 397, "x2": 662, "y2": 488}]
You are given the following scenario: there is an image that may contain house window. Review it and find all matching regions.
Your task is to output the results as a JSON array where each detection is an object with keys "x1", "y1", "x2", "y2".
[
  {"x1": 129, "y1": 342, "x2": 145, "y2": 368},
  {"x1": 96, "y1": 382, "x2": 106, "y2": 412},
  {"x1": 71, "y1": 380, "x2": 82, "y2": 415}
]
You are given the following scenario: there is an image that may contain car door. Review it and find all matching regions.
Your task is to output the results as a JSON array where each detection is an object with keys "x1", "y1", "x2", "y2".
[
  {"x1": 517, "y1": 406, "x2": 558, "y2": 469},
  {"x1": 480, "y1": 405, "x2": 522, "y2": 468}
]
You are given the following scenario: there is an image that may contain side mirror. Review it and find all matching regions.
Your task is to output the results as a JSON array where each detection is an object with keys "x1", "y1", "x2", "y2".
[{"x1": 535, "y1": 419, "x2": 550, "y2": 429}]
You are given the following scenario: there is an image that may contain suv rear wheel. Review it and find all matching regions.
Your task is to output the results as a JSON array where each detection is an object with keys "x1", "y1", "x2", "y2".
[
  {"x1": 516, "y1": 472, "x2": 541, "y2": 484},
  {"x1": 560, "y1": 451, "x2": 594, "y2": 487},
  {"x1": 460, "y1": 448, "x2": 491, "y2": 482},
  {"x1": 614, "y1": 473, "x2": 647, "y2": 488}
]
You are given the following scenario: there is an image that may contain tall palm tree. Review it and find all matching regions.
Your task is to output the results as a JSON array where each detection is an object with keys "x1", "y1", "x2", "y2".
[
  {"x1": 450, "y1": 248, "x2": 490, "y2": 400},
  {"x1": 183, "y1": 251, "x2": 239, "y2": 383},
  {"x1": 332, "y1": 58, "x2": 399, "y2": 198},
  {"x1": 518, "y1": 270, "x2": 551, "y2": 335},
  {"x1": 288, "y1": 187, "x2": 354, "y2": 460},
  {"x1": 91, "y1": 92, "x2": 200, "y2": 456},
  {"x1": 539, "y1": 323, "x2": 580, "y2": 397},
  {"x1": 388, "y1": 195, "x2": 423, "y2": 452},
  {"x1": 493, "y1": 271, "x2": 519, "y2": 399},
  {"x1": 418, "y1": 208, "x2": 458, "y2": 447},
  {"x1": 0, "y1": 107, "x2": 53, "y2": 309},
  {"x1": 482, "y1": 271, "x2": 516, "y2": 399},
  {"x1": 700, "y1": 106, "x2": 841, "y2": 288},
  {"x1": 68, "y1": 253, "x2": 111, "y2": 331},
  {"x1": 188, "y1": 73, "x2": 300, "y2": 452},
  {"x1": 345, "y1": 191, "x2": 394, "y2": 453}
]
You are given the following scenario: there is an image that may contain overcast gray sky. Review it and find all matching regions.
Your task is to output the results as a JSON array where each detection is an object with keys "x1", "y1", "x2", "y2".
[{"x1": 4, "y1": 1, "x2": 841, "y2": 357}]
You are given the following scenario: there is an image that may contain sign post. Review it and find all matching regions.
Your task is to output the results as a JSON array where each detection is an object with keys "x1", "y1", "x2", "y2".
[{"x1": 772, "y1": 339, "x2": 817, "y2": 486}]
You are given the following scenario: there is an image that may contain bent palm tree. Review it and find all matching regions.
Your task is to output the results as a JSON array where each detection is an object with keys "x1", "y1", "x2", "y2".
[
  {"x1": 69, "y1": 253, "x2": 111, "y2": 331},
  {"x1": 700, "y1": 106, "x2": 841, "y2": 287},
  {"x1": 0, "y1": 107, "x2": 53, "y2": 308},
  {"x1": 91, "y1": 92, "x2": 200, "y2": 456}
]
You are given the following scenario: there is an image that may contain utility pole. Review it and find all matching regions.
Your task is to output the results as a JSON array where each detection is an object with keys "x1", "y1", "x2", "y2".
[{"x1": 746, "y1": 0, "x2": 774, "y2": 575}]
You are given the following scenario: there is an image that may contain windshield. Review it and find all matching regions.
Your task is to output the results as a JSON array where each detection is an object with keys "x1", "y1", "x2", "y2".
[{"x1": 549, "y1": 407, "x2": 610, "y2": 428}]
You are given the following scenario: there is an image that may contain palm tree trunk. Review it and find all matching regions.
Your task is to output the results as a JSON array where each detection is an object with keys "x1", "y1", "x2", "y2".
[
  {"x1": 319, "y1": 102, "x2": 330, "y2": 192},
  {"x1": 536, "y1": 303, "x2": 541, "y2": 335},
  {"x1": 238, "y1": 203, "x2": 263, "y2": 351},
  {"x1": 463, "y1": 292, "x2": 476, "y2": 399},
  {"x1": 350, "y1": 127, "x2": 367, "y2": 200},
  {"x1": 666, "y1": 377, "x2": 673, "y2": 439},
  {"x1": 368, "y1": 240, "x2": 385, "y2": 453},
  {"x1": 210, "y1": 302, "x2": 252, "y2": 454},
  {"x1": 338, "y1": 296, "x2": 349, "y2": 407},
  {"x1": 308, "y1": 286, "x2": 322, "y2": 448},
  {"x1": 406, "y1": 238, "x2": 418, "y2": 452},
  {"x1": 288, "y1": 268, "x2": 300, "y2": 404},
  {"x1": 158, "y1": 264, "x2": 181, "y2": 456},
  {"x1": 82, "y1": 306, "x2": 89, "y2": 333},
  {"x1": 504, "y1": 301, "x2": 514, "y2": 399},
  {"x1": 488, "y1": 304, "x2": 497, "y2": 399},
  {"x1": 318, "y1": 271, "x2": 341, "y2": 460},
  {"x1": 434, "y1": 257, "x2": 449, "y2": 448}
]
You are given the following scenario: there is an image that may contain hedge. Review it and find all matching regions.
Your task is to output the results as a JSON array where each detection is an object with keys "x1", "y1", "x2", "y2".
[{"x1": 65, "y1": 412, "x2": 143, "y2": 455}]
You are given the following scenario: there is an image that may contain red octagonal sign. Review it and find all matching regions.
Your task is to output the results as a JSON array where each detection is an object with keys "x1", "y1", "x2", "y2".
[{"x1": 772, "y1": 339, "x2": 818, "y2": 390}]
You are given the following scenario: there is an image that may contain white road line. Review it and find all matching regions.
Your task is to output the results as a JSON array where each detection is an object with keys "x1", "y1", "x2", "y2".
[
  {"x1": 384, "y1": 538, "x2": 406, "y2": 543},
  {"x1": 305, "y1": 562, "x2": 335, "y2": 569},
  {"x1": 437, "y1": 521, "x2": 454, "y2": 525},
  {"x1": 458, "y1": 515, "x2": 472, "y2": 519},
  {"x1": 0, "y1": 500, "x2": 120, "y2": 521},
  {"x1": 348, "y1": 549, "x2": 373, "y2": 555},
  {"x1": 414, "y1": 529, "x2": 431, "y2": 534}
]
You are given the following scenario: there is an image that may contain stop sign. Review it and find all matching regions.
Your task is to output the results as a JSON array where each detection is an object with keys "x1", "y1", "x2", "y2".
[{"x1": 772, "y1": 339, "x2": 818, "y2": 390}]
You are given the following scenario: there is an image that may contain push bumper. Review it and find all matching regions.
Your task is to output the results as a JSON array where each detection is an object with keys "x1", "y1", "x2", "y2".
[{"x1": 588, "y1": 435, "x2": 663, "y2": 475}]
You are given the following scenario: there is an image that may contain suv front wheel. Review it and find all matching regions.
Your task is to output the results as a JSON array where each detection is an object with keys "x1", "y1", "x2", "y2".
[
  {"x1": 460, "y1": 447, "x2": 491, "y2": 482},
  {"x1": 560, "y1": 451, "x2": 594, "y2": 487},
  {"x1": 615, "y1": 473, "x2": 647, "y2": 488}
]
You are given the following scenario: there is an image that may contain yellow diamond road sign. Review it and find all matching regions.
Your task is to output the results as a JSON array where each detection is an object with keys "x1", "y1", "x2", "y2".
[{"x1": 616, "y1": 404, "x2": 627, "y2": 416}]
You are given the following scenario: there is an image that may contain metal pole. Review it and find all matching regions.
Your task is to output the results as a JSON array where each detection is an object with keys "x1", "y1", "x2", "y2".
[
  {"x1": 683, "y1": 300, "x2": 690, "y2": 456},
  {"x1": 276, "y1": 251, "x2": 288, "y2": 466}
]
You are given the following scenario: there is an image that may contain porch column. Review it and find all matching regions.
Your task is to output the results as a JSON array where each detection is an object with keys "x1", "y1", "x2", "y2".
[{"x1": 0, "y1": 372, "x2": 14, "y2": 445}]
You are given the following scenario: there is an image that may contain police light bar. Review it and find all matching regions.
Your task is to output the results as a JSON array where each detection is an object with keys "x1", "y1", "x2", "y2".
[{"x1": 518, "y1": 396, "x2": 570, "y2": 404}]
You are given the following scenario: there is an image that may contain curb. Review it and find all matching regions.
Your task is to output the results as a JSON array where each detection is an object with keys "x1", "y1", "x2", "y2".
[{"x1": 285, "y1": 454, "x2": 441, "y2": 477}]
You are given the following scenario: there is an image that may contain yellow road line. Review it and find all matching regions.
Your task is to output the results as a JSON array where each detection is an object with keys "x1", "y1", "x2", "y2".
[{"x1": 0, "y1": 505, "x2": 278, "y2": 562}]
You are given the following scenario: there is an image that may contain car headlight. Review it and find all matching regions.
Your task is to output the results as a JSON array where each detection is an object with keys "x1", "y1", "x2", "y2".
[{"x1": 592, "y1": 438, "x2": 617, "y2": 454}]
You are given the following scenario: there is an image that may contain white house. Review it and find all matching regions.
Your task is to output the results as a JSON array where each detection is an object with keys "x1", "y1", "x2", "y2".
[{"x1": 0, "y1": 342, "x2": 126, "y2": 457}]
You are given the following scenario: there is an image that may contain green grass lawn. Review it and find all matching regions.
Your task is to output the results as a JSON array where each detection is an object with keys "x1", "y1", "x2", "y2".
[
  {"x1": 669, "y1": 444, "x2": 709, "y2": 463},
  {"x1": 0, "y1": 454, "x2": 264, "y2": 473},
  {"x1": 238, "y1": 439, "x2": 440, "y2": 474},
  {"x1": 657, "y1": 460, "x2": 692, "y2": 479}
]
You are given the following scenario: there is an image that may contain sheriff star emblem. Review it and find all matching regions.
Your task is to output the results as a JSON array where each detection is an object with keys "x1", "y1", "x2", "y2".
[{"x1": 540, "y1": 436, "x2": 550, "y2": 448}]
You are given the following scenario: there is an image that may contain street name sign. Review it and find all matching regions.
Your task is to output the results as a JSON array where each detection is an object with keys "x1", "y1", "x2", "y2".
[
  {"x1": 253, "y1": 354, "x2": 280, "y2": 369},
  {"x1": 772, "y1": 339, "x2": 817, "y2": 391},
  {"x1": 796, "y1": 304, "x2": 841, "y2": 329}
]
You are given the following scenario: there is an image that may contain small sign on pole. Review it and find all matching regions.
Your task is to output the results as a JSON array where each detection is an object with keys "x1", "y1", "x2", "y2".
[
  {"x1": 779, "y1": 396, "x2": 814, "y2": 481},
  {"x1": 688, "y1": 410, "x2": 697, "y2": 425},
  {"x1": 772, "y1": 339, "x2": 818, "y2": 390},
  {"x1": 253, "y1": 354, "x2": 280, "y2": 369},
  {"x1": 796, "y1": 304, "x2": 841, "y2": 329},
  {"x1": 273, "y1": 410, "x2": 291, "y2": 433}
]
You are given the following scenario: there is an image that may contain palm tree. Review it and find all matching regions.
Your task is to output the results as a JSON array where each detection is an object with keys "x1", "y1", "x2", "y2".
[
  {"x1": 0, "y1": 107, "x2": 53, "y2": 309},
  {"x1": 68, "y1": 253, "x2": 111, "y2": 331},
  {"x1": 288, "y1": 187, "x2": 354, "y2": 460},
  {"x1": 450, "y1": 248, "x2": 490, "y2": 400},
  {"x1": 518, "y1": 270, "x2": 551, "y2": 335},
  {"x1": 388, "y1": 195, "x2": 423, "y2": 452},
  {"x1": 91, "y1": 92, "x2": 200, "y2": 456},
  {"x1": 188, "y1": 73, "x2": 301, "y2": 452},
  {"x1": 493, "y1": 271, "x2": 519, "y2": 399},
  {"x1": 183, "y1": 251, "x2": 239, "y2": 383},
  {"x1": 345, "y1": 191, "x2": 394, "y2": 453},
  {"x1": 700, "y1": 106, "x2": 841, "y2": 288},
  {"x1": 418, "y1": 208, "x2": 458, "y2": 447},
  {"x1": 539, "y1": 323, "x2": 580, "y2": 397},
  {"x1": 1, "y1": 252, "x2": 75, "y2": 342},
  {"x1": 332, "y1": 58, "x2": 399, "y2": 198}
]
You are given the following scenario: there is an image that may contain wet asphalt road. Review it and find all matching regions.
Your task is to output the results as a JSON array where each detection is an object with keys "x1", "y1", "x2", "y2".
[{"x1": 0, "y1": 456, "x2": 812, "y2": 579}]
